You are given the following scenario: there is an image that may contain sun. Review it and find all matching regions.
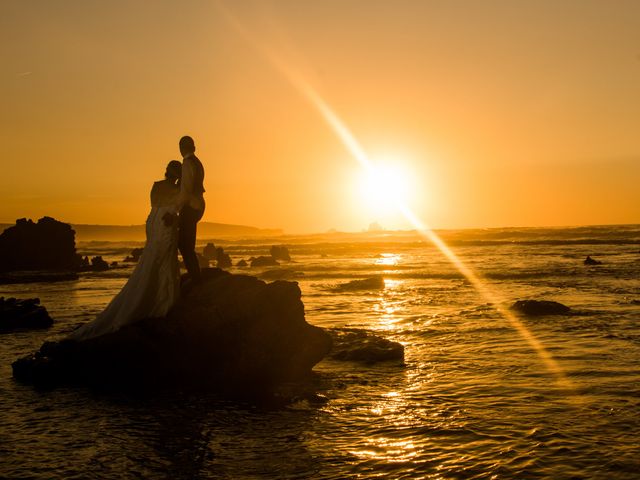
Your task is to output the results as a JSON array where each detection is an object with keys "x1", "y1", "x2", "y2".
[{"x1": 357, "y1": 160, "x2": 413, "y2": 216}]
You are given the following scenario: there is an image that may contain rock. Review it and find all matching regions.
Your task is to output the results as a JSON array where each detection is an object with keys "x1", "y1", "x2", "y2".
[
  {"x1": 12, "y1": 268, "x2": 332, "y2": 391},
  {"x1": 215, "y1": 247, "x2": 232, "y2": 269},
  {"x1": 327, "y1": 328, "x2": 404, "y2": 364},
  {"x1": 251, "y1": 256, "x2": 279, "y2": 267},
  {"x1": 270, "y1": 245, "x2": 291, "y2": 261},
  {"x1": 79, "y1": 256, "x2": 110, "y2": 272},
  {"x1": 202, "y1": 243, "x2": 217, "y2": 261},
  {"x1": 236, "y1": 259, "x2": 248, "y2": 267},
  {"x1": 91, "y1": 256, "x2": 109, "y2": 271},
  {"x1": 0, "y1": 217, "x2": 80, "y2": 272},
  {"x1": 335, "y1": 276, "x2": 385, "y2": 291},
  {"x1": 1, "y1": 297, "x2": 54, "y2": 332},
  {"x1": 123, "y1": 248, "x2": 144, "y2": 263},
  {"x1": 584, "y1": 256, "x2": 602, "y2": 265},
  {"x1": 510, "y1": 300, "x2": 571, "y2": 316}
]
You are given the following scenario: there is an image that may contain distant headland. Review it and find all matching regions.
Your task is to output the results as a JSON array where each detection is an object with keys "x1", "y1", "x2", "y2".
[{"x1": 0, "y1": 221, "x2": 283, "y2": 242}]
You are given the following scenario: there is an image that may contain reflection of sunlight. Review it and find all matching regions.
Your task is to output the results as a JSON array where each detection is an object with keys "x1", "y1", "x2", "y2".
[
  {"x1": 350, "y1": 438, "x2": 418, "y2": 463},
  {"x1": 383, "y1": 278, "x2": 403, "y2": 289},
  {"x1": 376, "y1": 253, "x2": 400, "y2": 266}
]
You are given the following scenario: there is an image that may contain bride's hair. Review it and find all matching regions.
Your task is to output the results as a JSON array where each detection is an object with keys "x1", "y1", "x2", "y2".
[{"x1": 165, "y1": 160, "x2": 182, "y2": 181}]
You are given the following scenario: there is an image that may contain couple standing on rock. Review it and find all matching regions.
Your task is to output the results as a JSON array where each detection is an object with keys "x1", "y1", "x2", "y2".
[{"x1": 70, "y1": 136, "x2": 205, "y2": 341}]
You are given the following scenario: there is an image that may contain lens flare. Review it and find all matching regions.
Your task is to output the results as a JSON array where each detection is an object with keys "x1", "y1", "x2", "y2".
[{"x1": 217, "y1": 2, "x2": 578, "y2": 396}]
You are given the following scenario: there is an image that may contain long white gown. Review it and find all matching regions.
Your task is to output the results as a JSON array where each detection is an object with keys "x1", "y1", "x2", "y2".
[{"x1": 69, "y1": 184, "x2": 181, "y2": 341}]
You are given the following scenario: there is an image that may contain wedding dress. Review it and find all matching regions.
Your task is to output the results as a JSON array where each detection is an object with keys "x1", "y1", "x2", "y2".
[{"x1": 69, "y1": 182, "x2": 181, "y2": 341}]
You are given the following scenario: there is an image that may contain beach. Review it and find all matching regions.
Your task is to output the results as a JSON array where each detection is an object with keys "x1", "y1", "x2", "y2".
[{"x1": 1, "y1": 225, "x2": 639, "y2": 479}]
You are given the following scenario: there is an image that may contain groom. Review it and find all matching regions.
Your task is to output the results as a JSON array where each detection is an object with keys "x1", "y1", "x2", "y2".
[{"x1": 178, "y1": 135, "x2": 205, "y2": 284}]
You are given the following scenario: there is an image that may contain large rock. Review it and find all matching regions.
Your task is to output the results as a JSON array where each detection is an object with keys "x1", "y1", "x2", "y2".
[
  {"x1": 12, "y1": 268, "x2": 331, "y2": 391},
  {"x1": 510, "y1": 300, "x2": 571, "y2": 316},
  {"x1": 0, "y1": 217, "x2": 79, "y2": 272},
  {"x1": 0, "y1": 297, "x2": 54, "y2": 332}
]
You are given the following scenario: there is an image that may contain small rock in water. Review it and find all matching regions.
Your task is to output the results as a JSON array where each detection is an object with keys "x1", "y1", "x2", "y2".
[
  {"x1": 328, "y1": 328, "x2": 404, "y2": 364},
  {"x1": 270, "y1": 245, "x2": 291, "y2": 261},
  {"x1": 335, "y1": 276, "x2": 385, "y2": 291},
  {"x1": 236, "y1": 259, "x2": 248, "y2": 267},
  {"x1": 123, "y1": 248, "x2": 144, "y2": 263},
  {"x1": 202, "y1": 243, "x2": 217, "y2": 261},
  {"x1": 251, "y1": 256, "x2": 279, "y2": 267},
  {"x1": 215, "y1": 247, "x2": 232, "y2": 269},
  {"x1": 0, "y1": 297, "x2": 54, "y2": 332},
  {"x1": 584, "y1": 256, "x2": 602, "y2": 265},
  {"x1": 510, "y1": 299, "x2": 571, "y2": 316}
]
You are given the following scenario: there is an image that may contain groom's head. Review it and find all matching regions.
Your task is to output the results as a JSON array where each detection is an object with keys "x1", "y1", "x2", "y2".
[{"x1": 179, "y1": 136, "x2": 196, "y2": 157}]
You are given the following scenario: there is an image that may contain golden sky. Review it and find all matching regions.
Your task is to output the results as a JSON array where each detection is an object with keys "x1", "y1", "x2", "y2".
[{"x1": 1, "y1": 0, "x2": 639, "y2": 232}]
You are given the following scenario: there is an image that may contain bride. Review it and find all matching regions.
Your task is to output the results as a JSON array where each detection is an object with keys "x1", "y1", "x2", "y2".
[{"x1": 69, "y1": 161, "x2": 183, "y2": 341}]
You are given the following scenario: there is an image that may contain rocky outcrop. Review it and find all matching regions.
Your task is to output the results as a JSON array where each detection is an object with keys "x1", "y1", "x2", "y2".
[
  {"x1": 0, "y1": 217, "x2": 79, "y2": 272},
  {"x1": 214, "y1": 247, "x2": 232, "y2": 269},
  {"x1": 202, "y1": 243, "x2": 217, "y2": 261},
  {"x1": 584, "y1": 256, "x2": 602, "y2": 265},
  {"x1": 251, "y1": 256, "x2": 279, "y2": 267},
  {"x1": 270, "y1": 245, "x2": 291, "y2": 261},
  {"x1": 1, "y1": 298, "x2": 54, "y2": 332},
  {"x1": 335, "y1": 276, "x2": 385, "y2": 291},
  {"x1": 79, "y1": 256, "x2": 111, "y2": 272},
  {"x1": 236, "y1": 259, "x2": 248, "y2": 267},
  {"x1": 510, "y1": 300, "x2": 571, "y2": 316},
  {"x1": 123, "y1": 248, "x2": 144, "y2": 263},
  {"x1": 12, "y1": 268, "x2": 331, "y2": 391},
  {"x1": 327, "y1": 328, "x2": 404, "y2": 364},
  {"x1": 202, "y1": 244, "x2": 232, "y2": 269}
]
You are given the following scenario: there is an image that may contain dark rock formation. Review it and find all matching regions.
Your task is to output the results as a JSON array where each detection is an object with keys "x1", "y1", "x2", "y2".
[
  {"x1": 236, "y1": 259, "x2": 248, "y2": 267},
  {"x1": 123, "y1": 248, "x2": 144, "y2": 263},
  {"x1": 584, "y1": 256, "x2": 602, "y2": 265},
  {"x1": 327, "y1": 328, "x2": 404, "y2": 364},
  {"x1": 1, "y1": 297, "x2": 54, "y2": 332},
  {"x1": 202, "y1": 243, "x2": 217, "y2": 261},
  {"x1": 91, "y1": 256, "x2": 109, "y2": 271},
  {"x1": 215, "y1": 247, "x2": 232, "y2": 269},
  {"x1": 12, "y1": 268, "x2": 331, "y2": 391},
  {"x1": 510, "y1": 300, "x2": 571, "y2": 316},
  {"x1": 251, "y1": 256, "x2": 279, "y2": 268},
  {"x1": 335, "y1": 276, "x2": 385, "y2": 291},
  {"x1": 270, "y1": 245, "x2": 291, "y2": 261},
  {"x1": 0, "y1": 217, "x2": 79, "y2": 272},
  {"x1": 79, "y1": 256, "x2": 110, "y2": 272}
]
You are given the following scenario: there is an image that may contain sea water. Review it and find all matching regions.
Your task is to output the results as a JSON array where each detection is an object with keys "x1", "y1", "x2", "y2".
[{"x1": 1, "y1": 226, "x2": 639, "y2": 479}]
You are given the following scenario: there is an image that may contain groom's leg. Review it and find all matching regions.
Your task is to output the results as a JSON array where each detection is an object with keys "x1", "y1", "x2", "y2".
[{"x1": 179, "y1": 206, "x2": 202, "y2": 282}]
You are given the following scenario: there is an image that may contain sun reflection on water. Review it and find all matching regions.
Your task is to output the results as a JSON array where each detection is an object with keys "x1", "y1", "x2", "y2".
[{"x1": 376, "y1": 253, "x2": 401, "y2": 266}]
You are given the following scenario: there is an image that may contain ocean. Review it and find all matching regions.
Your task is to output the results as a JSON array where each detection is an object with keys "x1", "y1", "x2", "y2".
[{"x1": 1, "y1": 225, "x2": 639, "y2": 479}]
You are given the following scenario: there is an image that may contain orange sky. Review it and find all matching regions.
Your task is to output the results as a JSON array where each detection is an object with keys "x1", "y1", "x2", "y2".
[{"x1": 1, "y1": 0, "x2": 639, "y2": 232}]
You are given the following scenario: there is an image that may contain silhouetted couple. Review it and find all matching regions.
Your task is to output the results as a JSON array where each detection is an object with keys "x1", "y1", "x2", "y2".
[{"x1": 69, "y1": 136, "x2": 205, "y2": 341}]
